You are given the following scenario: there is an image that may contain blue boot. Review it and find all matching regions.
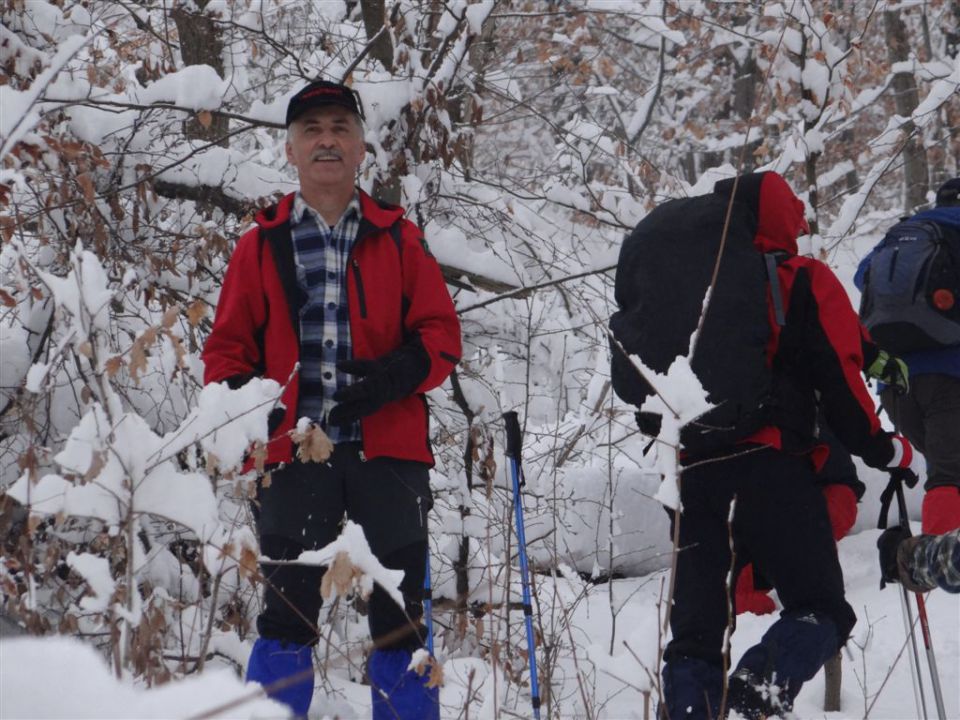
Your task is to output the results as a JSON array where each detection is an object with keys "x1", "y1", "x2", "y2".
[
  {"x1": 369, "y1": 648, "x2": 440, "y2": 720},
  {"x1": 731, "y1": 611, "x2": 838, "y2": 717},
  {"x1": 246, "y1": 637, "x2": 313, "y2": 717}
]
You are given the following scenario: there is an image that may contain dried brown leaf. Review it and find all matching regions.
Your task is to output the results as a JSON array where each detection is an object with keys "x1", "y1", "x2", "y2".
[
  {"x1": 129, "y1": 341, "x2": 148, "y2": 385},
  {"x1": 59, "y1": 613, "x2": 79, "y2": 634},
  {"x1": 291, "y1": 424, "x2": 333, "y2": 463},
  {"x1": 219, "y1": 542, "x2": 235, "y2": 561},
  {"x1": 17, "y1": 447, "x2": 38, "y2": 481},
  {"x1": 196, "y1": 110, "x2": 213, "y2": 129},
  {"x1": 0, "y1": 289, "x2": 15, "y2": 307},
  {"x1": 76, "y1": 172, "x2": 95, "y2": 203},
  {"x1": 251, "y1": 442, "x2": 267, "y2": 474},
  {"x1": 77, "y1": 340, "x2": 93, "y2": 358},
  {"x1": 238, "y1": 545, "x2": 259, "y2": 581},
  {"x1": 0, "y1": 218, "x2": 13, "y2": 244},
  {"x1": 161, "y1": 305, "x2": 179, "y2": 330},
  {"x1": 320, "y1": 551, "x2": 363, "y2": 600},
  {"x1": 82, "y1": 451, "x2": 105, "y2": 485},
  {"x1": 186, "y1": 299, "x2": 207, "y2": 327},
  {"x1": 165, "y1": 330, "x2": 187, "y2": 368},
  {"x1": 129, "y1": 327, "x2": 157, "y2": 384},
  {"x1": 414, "y1": 654, "x2": 445, "y2": 688},
  {"x1": 105, "y1": 355, "x2": 123, "y2": 377}
]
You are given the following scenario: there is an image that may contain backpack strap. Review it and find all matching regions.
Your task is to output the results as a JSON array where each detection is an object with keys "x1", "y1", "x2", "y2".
[{"x1": 765, "y1": 252, "x2": 787, "y2": 327}]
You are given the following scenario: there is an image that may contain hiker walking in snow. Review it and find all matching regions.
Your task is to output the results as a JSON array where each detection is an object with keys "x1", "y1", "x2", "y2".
[
  {"x1": 856, "y1": 177, "x2": 960, "y2": 535},
  {"x1": 202, "y1": 80, "x2": 460, "y2": 719},
  {"x1": 610, "y1": 171, "x2": 921, "y2": 719}
]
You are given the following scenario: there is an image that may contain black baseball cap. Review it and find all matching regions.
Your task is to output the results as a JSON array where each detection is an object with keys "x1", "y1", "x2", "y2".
[
  {"x1": 935, "y1": 177, "x2": 960, "y2": 207},
  {"x1": 285, "y1": 80, "x2": 364, "y2": 127}
]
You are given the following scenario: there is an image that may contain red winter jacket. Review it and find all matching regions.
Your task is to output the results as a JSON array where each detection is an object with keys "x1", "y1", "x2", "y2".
[
  {"x1": 202, "y1": 190, "x2": 461, "y2": 467},
  {"x1": 713, "y1": 172, "x2": 894, "y2": 468}
]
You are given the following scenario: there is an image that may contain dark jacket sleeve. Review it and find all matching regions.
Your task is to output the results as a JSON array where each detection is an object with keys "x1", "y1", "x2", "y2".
[
  {"x1": 398, "y1": 220, "x2": 461, "y2": 392},
  {"x1": 201, "y1": 227, "x2": 268, "y2": 385},
  {"x1": 797, "y1": 260, "x2": 894, "y2": 468},
  {"x1": 860, "y1": 325, "x2": 881, "y2": 375}
]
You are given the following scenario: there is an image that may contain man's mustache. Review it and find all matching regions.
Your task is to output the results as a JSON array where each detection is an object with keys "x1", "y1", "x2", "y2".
[{"x1": 311, "y1": 149, "x2": 343, "y2": 161}]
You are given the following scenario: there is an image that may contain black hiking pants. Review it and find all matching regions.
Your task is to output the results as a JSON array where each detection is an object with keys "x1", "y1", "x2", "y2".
[
  {"x1": 881, "y1": 373, "x2": 960, "y2": 491},
  {"x1": 254, "y1": 443, "x2": 432, "y2": 650},
  {"x1": 663, "y1": 447, "x2": 856, "y2": 716}
]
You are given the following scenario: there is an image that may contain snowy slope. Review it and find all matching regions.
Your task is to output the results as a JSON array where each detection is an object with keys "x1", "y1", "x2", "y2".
[{"x1": 2, "y1": 525, "x2": 956, "y2": 719}]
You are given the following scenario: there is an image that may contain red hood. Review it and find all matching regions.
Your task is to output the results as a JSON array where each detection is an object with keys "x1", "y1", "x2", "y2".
[
  {"x1": 755, "y1": 172, "x2": 808, "y2": 255},
  {"x1": 714, "y1": 171, "x2": 809, "y2": 255}
]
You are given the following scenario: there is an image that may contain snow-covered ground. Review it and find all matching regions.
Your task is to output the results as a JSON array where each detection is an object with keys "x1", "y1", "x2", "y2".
[{"x1": 2, "y1": 523, "x2": 956, "y2": 719}]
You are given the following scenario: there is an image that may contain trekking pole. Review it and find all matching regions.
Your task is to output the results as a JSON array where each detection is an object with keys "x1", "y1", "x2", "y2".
[
  {"x1": 893, "y1": 480, "x2": 947, "y2": 720},
  {"x1": 503, "y1": 411, "x2": 542, "y2": 720},
  {"x1": 424, "y1": 548, "x2": 435, "y2": 656},
  {"x1": 879, "y1": 473, "x2": 928, "y2": 719}
]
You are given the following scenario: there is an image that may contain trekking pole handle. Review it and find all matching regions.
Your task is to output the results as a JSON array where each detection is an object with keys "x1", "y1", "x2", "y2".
[
  {"x1": 894, "y1": 480, "x2": 913, "y2": 537},
  {"x1": 504, "y1": 411, "x2": 522, "y2": 460}
]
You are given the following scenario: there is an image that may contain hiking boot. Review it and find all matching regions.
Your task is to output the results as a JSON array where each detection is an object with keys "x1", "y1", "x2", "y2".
[{"x1": 727, "y1": 668, "x2": 784, "y2": 719}]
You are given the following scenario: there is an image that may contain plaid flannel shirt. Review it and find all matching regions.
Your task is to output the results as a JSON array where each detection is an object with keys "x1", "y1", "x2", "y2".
[{"x1": 290, "y1": 192, "x2": 362, "y2": 443}]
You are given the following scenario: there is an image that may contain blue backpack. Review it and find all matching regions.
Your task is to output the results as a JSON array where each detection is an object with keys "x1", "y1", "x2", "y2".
[{"x1": 857, "y1": 209, "x2": 960, "y2": 353}]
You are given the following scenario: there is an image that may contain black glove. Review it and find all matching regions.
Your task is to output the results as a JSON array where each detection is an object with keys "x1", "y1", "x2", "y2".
[
  {"x1": 225, "y1": 373, "x2": 254, "y2": 390},
  {"x1": 888, "y1": 466, "x2": 920, "y2": 489},
  {"x1": 328, "y1": 341, "x2": 430, "y2": 426},
  {"x1": 636, "y1": 411, "x2": 662, "y2": 438},
  {"x1": 877, "y1": 526, "x2": 910, "y2": 586}
]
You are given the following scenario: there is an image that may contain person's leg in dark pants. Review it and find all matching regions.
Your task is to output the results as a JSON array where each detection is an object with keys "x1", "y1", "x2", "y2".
[
  {"x1": 662, "y1": 459, "x2": 737, "y2": 719},
  {"x1": 345, "y1": 450, "x2": 438, "y2": 720},
  {"x1": 256, "y1": 535, "x2": 326, "y2": 645},
  {"x1": 730, "y1": 451, "x2": 856, "y2": 718},
  {"x1": 247, "y1": 459, "x2": 346, "y2": 717},
  {"x1": 367, "y1": 541, "x2": 428, "y2": 650},
  {"x1": 246, "y1": 534, "x2": 324, "y2": 717},
  {"x1": 882, "y1": 375, "x2": 960, "y2": 533}
]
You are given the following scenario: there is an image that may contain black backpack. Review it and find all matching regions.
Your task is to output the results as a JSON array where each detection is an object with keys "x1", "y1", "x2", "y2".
[
  {"x1": 609, "y1": 191, "x2": 784, "y2": 454},
  {"x1": 858, "y1": 215, "x2": 960, "y2": 354}
]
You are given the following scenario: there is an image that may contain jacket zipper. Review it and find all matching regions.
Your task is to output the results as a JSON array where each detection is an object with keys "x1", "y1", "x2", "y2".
[{"x1": 351, "y1": 259, "x2": 367, "y2": 318}]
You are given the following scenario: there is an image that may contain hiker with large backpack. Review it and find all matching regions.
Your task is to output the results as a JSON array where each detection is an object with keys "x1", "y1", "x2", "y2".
[
  {"x1": 856, "y1": 178, "x2": 960, "y2": 535},
  {"x1": 610, "y1": 171, "x2": 920, "y2": 719}
]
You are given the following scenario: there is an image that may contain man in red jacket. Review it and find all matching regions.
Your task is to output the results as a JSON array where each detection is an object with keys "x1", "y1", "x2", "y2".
[{"x1": 202, "y1": 80, "x2": 460, "y2": 719}]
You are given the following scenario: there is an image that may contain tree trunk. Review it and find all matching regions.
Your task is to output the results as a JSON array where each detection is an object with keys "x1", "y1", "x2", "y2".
[
  {"x1": 171, "y1": 1, "x2": 228, "y2": 147},
  {"x1": 360, "y1": 0, "x2": 395, "y2": 72},
  {"x1": 823, "y1": 653, "x2": 842, "y2": 712},
  {"x1": 884, "y1": 10, "x2": 929, "y2": 212}
]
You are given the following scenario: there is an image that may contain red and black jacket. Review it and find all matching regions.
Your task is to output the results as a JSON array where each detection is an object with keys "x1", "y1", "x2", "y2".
[
  {"x1": 714, "y1": 172, "x2": 894, "y2": 468},
  {"x1": 202, "y1": 190, "x2": 461, "y2": 467}
]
